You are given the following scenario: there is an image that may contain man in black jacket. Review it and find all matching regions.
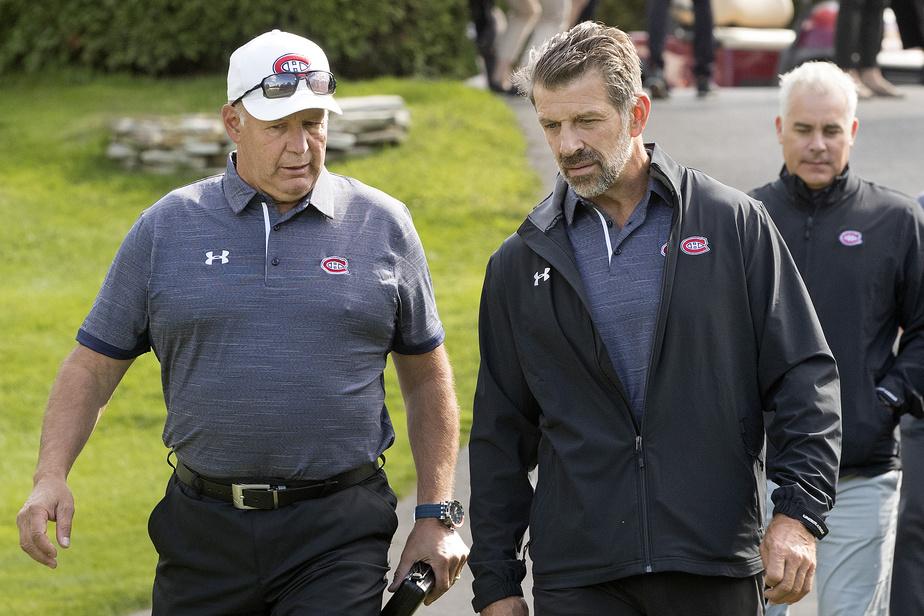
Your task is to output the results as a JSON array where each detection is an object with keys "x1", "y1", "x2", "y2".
[
  {"x1": 468, "y1": 23, "x2": 842, "y2": 616},
  {"x1": 751, "y1": 61, "x2": 924, "y2": 616}
]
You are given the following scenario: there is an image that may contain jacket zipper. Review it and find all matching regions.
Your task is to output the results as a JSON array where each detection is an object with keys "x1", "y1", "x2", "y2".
[
  {"x1": 634, "y1": 175, "x2": 681, "y2": 574},
  {"x1": 636, "y1": 435, "x2": 653, "y2": 572},
  {"x1": 521, "y1": 167, "x2": 680, "y2": 576},
  {"x1": 803, "y1": 202, "x2": 820, "y2": 275}
]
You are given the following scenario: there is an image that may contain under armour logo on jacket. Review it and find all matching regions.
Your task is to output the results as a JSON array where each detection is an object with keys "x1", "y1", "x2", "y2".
[
  {"x1": 205, "y1": 250, "x2": 230, "y2": 265},
  {"x1": 534, "y1": 267, "x2": 550, "y2": 286}
]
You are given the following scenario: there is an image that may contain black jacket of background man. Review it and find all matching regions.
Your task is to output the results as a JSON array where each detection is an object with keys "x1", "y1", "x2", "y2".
[
  {"x1": 752, "y1": 168, "x2": 924, "y2": 479},
  {"x1": 468, "y1": 145, "x2": 842, "y2": 612}
]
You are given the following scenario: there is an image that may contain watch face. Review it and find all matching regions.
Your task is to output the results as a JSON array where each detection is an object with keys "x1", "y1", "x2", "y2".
[{"x1": 446, "y1": 500, "x2": 465, "y2": 527}]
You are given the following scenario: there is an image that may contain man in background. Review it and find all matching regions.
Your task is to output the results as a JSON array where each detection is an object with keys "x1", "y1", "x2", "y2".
[{"x1": 751, "y1": 60, "x2": 924, "y2": 616}]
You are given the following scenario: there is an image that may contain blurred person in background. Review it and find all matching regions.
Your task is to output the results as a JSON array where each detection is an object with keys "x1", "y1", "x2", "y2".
[
  {"x1": 568, "y1": 0, "x2": 599, "y2": 26},
  {"x1": 491, "y1": 0, "x2": 572, "y2": 94},
  {"x1": 892, "y1": 0, "x2": 924, "y2": 84},
  {"x1": 471, "y1": 0, "x2": 500, "y2": 88},
  {"x1": 836, "y1": 0, "x2": 904, "y2": 97},
  {"x1": 644, "y1": 0, "x2": 714, "y2": 98}
]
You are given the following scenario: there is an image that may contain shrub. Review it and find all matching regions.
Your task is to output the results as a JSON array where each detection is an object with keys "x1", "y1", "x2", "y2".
[
  {"x1": 593, "y1": 0, "x2": 648, "y2": 31},
  {"x1": 0, "y1": 0, "x2": 477, "y2": 78}
]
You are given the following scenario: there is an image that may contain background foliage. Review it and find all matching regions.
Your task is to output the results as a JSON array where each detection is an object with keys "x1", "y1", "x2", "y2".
[
  {"x1": 0, "y1": 0, "x2": 478, "y2": 78},
  {"x1": 0, "y1": 0, "x2": 653, "y2": 79},
  {"x1": 595, "y1": 0, "x2": 647, "y2": 31}
]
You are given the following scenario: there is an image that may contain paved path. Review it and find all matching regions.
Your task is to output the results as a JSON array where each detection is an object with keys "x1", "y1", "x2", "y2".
[{"x1": 513, "y1": 84, "x2": 924, "y2": 199}]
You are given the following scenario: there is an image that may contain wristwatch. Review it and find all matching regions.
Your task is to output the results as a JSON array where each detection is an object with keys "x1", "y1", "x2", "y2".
[{"x1": 414, "y1": 500, "x2": 465, "y2": 530}]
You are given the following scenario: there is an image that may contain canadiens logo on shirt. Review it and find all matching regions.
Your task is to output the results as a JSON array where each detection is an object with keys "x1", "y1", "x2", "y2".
[
  {"x1": 838, "y1": 230, "x2": 863, "y2": 246},
  {"x1": 321, "y1": 256, "x2": 349, "y2": 274}
]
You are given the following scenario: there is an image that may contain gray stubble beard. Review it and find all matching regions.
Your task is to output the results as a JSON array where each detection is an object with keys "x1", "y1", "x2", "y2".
[{"x1": 561, "y1": 126, "x2": 633, "y2": 200}]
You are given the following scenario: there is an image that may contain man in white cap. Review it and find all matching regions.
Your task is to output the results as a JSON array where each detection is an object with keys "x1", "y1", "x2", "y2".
[{"x1": 16, "y1": 30, "x2": 468, "y2": 614}]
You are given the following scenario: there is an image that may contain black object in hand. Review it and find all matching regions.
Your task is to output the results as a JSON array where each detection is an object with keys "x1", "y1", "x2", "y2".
[{"x1": 381, "y1": 562, "x2": 435, "y2": 616}]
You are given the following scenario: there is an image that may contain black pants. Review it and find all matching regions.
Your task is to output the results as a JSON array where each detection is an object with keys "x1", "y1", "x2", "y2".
[
  {"x1": 835, "y1": 0, "x2": 886, "y2": 69},
  {"x1": 892, "y1": 0, "x2": 924, "y2": 48},
  {"x1": 891, "y1": 416, "x2": 924, "y2": 614},
  {"x1": 148, "y1": 469, "x2": 399, "y2": 615},
  {"x1": 469, "y1": 0, "x2": 498, "y2": 78},
  {"x1": 647, "y1": 0, "x2": 714, "y2": 78},
  {"x1": 534, "y1": 571, "x2": 765, "y2": 616}
]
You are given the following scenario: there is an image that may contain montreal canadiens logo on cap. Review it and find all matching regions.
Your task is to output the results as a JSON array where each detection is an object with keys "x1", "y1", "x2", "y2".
[
  {"x1": 321, "y1": 256, "x2": 349, "y2": 274},
  {"x1": 274, "y1": 54, "x2": 311, "y2": 75},
  {"x1": 838, "y1": 230, "x2": 863, "y2": 246},
  {"x1": 680, "y1": 236, "x2": 710, "y2": 255}
]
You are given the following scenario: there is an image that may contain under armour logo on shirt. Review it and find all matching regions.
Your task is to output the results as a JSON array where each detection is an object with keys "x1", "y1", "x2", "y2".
[
  {"x1": 205, "y1": 250, "x2": 230, "y2": 265},
  {"x1": 534, "y1": 267, "x2": 550, "y2": 286}
]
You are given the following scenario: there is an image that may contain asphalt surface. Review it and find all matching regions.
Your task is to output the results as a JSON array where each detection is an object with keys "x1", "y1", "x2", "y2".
[
  {"x1": 519, "y1": 85, "x2": 924, "y2": 199},
  {"x1": 130, "y1": 83, "x2": 923, "y2": 615}
]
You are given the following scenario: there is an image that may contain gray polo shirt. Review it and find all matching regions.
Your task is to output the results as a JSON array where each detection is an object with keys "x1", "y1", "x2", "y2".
[
  {"x1": 78, "y1": 155, "x2": 444, "y2": 480},
  {"x1": 564, "y1": 177, "x2": 673, "y2": 425}
]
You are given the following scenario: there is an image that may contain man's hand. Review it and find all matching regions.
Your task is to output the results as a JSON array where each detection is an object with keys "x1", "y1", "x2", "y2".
[
  {"x1": 760, "y1": 513, "x2": 817, "y2": 604},
  {"x1": 388, "y1": 518, "x2": 469, "y2": 605},
  {"x1": 481, "y1": 596, "x2": 530, "y2": 615},
  {"x1": 17, "y1": 477, "x2": 75, "y2": 568}
]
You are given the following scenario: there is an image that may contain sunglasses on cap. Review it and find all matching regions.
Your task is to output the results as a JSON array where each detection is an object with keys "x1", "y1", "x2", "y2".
[{"x1": 232, "y1": 71, "x2": 337, "y2": 106}]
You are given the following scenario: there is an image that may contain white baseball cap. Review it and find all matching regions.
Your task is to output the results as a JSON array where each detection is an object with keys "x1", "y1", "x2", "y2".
[{"x1": 227, "y1": 30, "x2": 342, "y2": 120}]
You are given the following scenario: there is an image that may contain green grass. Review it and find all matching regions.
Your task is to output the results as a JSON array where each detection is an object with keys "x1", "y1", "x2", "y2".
[{"x1": 0, "y1": 74, "x2": 540, "y2": 615}]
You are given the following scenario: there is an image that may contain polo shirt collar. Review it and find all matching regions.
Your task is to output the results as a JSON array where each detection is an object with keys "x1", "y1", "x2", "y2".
[
  {"x1": 308, "y1": 167, "x2": 336, "y2": 218},
  {"x1": 563, "y1": 174, "x2": 671, "y2": 226},
  {"x1": 220, "y1": 152, "x2": 337, "y2": 218},
  {"x1": 222, "y1": 153, "x2": 257, "y2": 214}
]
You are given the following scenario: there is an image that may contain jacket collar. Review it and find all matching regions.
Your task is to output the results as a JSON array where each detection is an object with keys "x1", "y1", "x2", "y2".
[
  {"x1": 778, "y1": 164, "x2": 859, "y2": 211},
  {"x1": 527, "y1": 143, "x2": 682, "y2": 233},
  {"x1": 517, "y1": 143, "x2": 684, "y2": 417}
]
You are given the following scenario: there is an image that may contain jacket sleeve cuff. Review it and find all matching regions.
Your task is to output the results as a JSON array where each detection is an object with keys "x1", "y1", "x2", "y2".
[
  {"x1": 471, "y1": 557, "x2": 528, "y2": 613},
  {"x1": 472, "y1": 581, "x2": 524, "y2": 613},
  {"x1": 877, "y1": 376, "x2": 924, "y2": 419},
  {"x1": 772, "y1": 499, "x2": 829, "y2": 539}
]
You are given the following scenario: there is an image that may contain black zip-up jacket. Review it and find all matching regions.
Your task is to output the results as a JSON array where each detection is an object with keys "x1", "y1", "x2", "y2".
[
  {"x1": 469, "y1": 146, "x2": 841, "y2": 611},
  {"x1": 752, "y1": 168, "x2": 924, "y2": 478}
]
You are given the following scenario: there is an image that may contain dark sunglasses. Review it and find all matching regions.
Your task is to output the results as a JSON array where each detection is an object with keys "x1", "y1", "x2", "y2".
[{"x1": 233, "y1": 71, "x2": 337, "y2": 106}]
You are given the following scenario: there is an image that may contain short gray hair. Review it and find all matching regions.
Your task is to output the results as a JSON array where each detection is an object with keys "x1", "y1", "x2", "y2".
[
  {"x1": 779, "y1": 61, "x2": 858, "y2": 122},
  {"x1": 512, "y1": 22, "x2": 643, "y2": 118}
]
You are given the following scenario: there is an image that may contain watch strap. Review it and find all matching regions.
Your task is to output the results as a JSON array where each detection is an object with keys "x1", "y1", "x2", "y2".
[{"x1": 414, "y1": 503, "x2": 446, "y2": 520}]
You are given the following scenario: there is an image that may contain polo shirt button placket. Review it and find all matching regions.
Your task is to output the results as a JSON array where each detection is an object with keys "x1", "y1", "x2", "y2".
[{"x1": 271, "y1": 257, "x2": 280, "y2": 266}]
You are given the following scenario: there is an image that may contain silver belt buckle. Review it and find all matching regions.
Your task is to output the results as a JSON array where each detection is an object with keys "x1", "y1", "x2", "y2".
[{"x1": 232, "y1": 483, "x2": 274, "y2": 510}]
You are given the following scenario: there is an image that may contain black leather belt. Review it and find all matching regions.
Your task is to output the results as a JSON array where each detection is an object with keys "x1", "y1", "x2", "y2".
[{"x1": 174, "y1": 458, "x2": 381, "y2": 510}]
